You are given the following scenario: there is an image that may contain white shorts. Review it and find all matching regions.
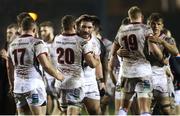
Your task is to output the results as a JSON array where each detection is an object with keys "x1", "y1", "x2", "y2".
[
  {"x1": 83, "y1": 82, "x2": 100, "y2": 100},
  {"x1": 175, "y1": 90, "x2": 180, "y2": 105},
  {"x1": 152, "y1": 66, "x2": 169, "y2": 92},
  {"x1": 122, "y1": 77, "x2": 152, "y2": 93},
  {"x1": 57, "y1": 87, "x2": 85, "y2": 109},
  {"x1": 14, "y1": 87, "x2": 47, "y2": 108}
]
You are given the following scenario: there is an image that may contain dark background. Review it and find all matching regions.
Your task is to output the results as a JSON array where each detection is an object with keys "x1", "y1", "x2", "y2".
[{"x1": 0, "y1": 0, "x2": 180, "y2": 47}]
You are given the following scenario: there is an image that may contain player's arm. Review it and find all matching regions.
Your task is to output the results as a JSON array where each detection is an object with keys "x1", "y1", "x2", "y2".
[
  {"x1": 161, "y1": 39, "x2": 178, "y2": 56},
  {"x1": 108, "y1": 42, "x2": 120, "y2": 72},
  {"x1": 7, "y1": 57, "x2": 14, "y2": 93},
  {"x1": 149, "y1": 36, "x2": 179, "y2": 56},
  {"x1": 84, "y1": 52, "x2": 100, "y2": 68},
  {"x1": 108, "y1": 42, "x2": 120, "y2": 86},
  {"x1": 148, "y1": 36, "x2": 164, "y2": 62},
  {"x1": 37, "y1": 53, "x2": 64, "y2": 81},
  {"x1": 96, "y1": 60, "x2": 104, "y2": 81},
  {"x1": 96, "y1": 59, "x2": 106, "y2": 91}
]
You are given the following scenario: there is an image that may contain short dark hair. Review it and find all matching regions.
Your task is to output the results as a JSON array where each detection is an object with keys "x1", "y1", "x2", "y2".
[
  {"x1": 76, "y1": 14, "x2": 94, "y2": 27},
  {"x1": 61, "y1": 15, "x2": 76, "y2": 31},
  {"x1": 17, "y1": 12, "x2": 32, "y2": 26},
  {"x1": 21, "y1": 17, "x2": 35, "y2": 31},
  {"x1": 90, "y1": 15, "x2": 101, "y2": 32},
  {"x1": 39, "y1": 21, "x2": 54, "y2": 28},
  {"x1": 147, "y1": 13, "x2": 164, "y2": 24},
  {"x1": 7, "y1": 23, "x2": 18, "y2": 30}
]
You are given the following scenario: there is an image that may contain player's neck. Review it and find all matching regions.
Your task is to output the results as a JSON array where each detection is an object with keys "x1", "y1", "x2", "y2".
[
  {"x1": 21, "y1": 31, "x2": 34, "y2": 37},
  {"x1": 130, "y1": 18, "x2": 142, "y2": 23},
  {"x1": 154, "y1": 31, "x2": 161, "y2": 37},
  {"x1": 46, "y1": 34, "x2": 54, "y2": 43},
  {"x1": 62, "y1": 29, "x2": 76, "y2": 35}
]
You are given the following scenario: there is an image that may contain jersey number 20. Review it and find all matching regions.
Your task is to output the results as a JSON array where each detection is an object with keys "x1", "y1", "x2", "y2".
[{"x1": 56, "y1": 47, "x2": 75, "y2": 64}]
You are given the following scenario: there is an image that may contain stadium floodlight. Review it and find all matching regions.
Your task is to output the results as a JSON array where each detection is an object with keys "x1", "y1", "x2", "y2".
[{"x1": 28, "y1": 12, "x2": 38, "y2": 21}]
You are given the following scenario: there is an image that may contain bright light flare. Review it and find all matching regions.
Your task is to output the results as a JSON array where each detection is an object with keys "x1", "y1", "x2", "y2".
[{"x1": 28, "y1": 12, "x2": 38, "y2": 21}]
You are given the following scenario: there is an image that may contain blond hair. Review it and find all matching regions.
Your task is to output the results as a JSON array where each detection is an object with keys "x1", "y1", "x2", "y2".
[{"x1": 128, "y1": 6, "x2": 142, "y2": 20}]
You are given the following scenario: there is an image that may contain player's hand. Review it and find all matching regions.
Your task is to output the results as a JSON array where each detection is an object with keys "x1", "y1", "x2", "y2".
[
  {"x1": 8, "y1": 85, "x2": 14, "y2": 97},
  {"x1": 148, "y1": 36, "x2": 164, "y2": 44},
  {"x1": 98, "y1": 82, "x2": 106, "y2": 97},
  {"x1": 56, "y1": 70, "x2": 64, "y2": 82},
  {"x1": 117, "y1": 48, "x2": 133, "y2": 57},
  {"x1": 0, "y1": 49, "x2": 8, "y2": 60}
]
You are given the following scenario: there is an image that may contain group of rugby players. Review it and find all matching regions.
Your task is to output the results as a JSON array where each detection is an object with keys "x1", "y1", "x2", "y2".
[{"x1": 0, "y1": 5, "x2": 179, "y2": 115}]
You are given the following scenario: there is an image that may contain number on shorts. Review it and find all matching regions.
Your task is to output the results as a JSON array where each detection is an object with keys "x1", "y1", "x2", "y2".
[
  {"x1": 12, "y1": 48, "x2": 26, "y2": 65},
  {"x1": 122, "y1": 34, "x2": 138, "y2": 51},
  {"x1": 56, "y1": 47, "x2": 75, "y2": 64}
]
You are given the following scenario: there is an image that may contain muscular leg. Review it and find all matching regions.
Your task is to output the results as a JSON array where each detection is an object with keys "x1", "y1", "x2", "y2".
[
  {"x1": 118, "y1": 92, "x2": 134, "y2": 115},
  {"x1": 83, "y1": 97, "x2": 101, "y2": 115},
  {"x1": 17, "y1": 104, "x2": 32, "y2": 115},
  {"x1": 115, "y1": 99, "x2": 121, "y2": 114},
  {"x1": 67, "y1": 105, "x2": 81, "y2": 115},
  {"x1": 176, "y1": 105, "x2": 180, "y2": 115},
  {"x1": 101, "y1": 95, "x2": 111, "y2": 115},
  {"x1": 129, "y1": 97, "x2": 140, "y2": 115},
  {"x1": 160, "y1": 96, "x2": 175, "y2": 115},
  {"x1": 46, "y1": 95, "x2": 53, "y2": 114},
  {"x1": 137, "y1": 97, "x2": 151, "y2": 114},
  {"x1": 29, "y1": 104, "x2": 46, "y2": 115}
]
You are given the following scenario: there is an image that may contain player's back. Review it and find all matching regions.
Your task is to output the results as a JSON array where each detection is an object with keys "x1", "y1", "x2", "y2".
[
  {"x1": 9, "y1": 35, "x2": 45, "y2": 77},
  {"x1": 115, "y1": 23, "x2": 153, "y2": 78},
  {"x1": 118, "y1": 23, "x2": 152, "y2": 61},
  {"x1": 53, "y1": 34, "x2": 86, "y2": 89},
  {"x1": 8, "y1": 35, "x2": 47, "y2": 93}
]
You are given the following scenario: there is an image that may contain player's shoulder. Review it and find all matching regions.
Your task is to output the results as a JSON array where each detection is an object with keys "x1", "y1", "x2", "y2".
[
  {"x1": 54, "y1": 34, "x2": 62, "y2": 40},
  {"x1": 33, "y1": 38, "x2": 45, "y2": 46},
  {"x1": 139, "y1": 23, "x2": 151, "y2": 30}
]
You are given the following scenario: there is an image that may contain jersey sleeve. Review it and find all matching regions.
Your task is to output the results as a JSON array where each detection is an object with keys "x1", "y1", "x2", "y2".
[
  {"x1": 114, "y1": 28, "x2": 121, "y2": 45},
  {"x1": 165, "y1": 37, "x2": 176, "y2": 45},
  {"x1": 34, "y1": 40, "x2": 48, "y2": 57},
  {"x1": 82, "y1": 40, "x2": 93, "y2": 55},
  {"x1": 144, "y1": 25, "x2": 153, "y2": 37},
  {"x1": 95, "y1": 39, "x2": 101, "y2": 56}
]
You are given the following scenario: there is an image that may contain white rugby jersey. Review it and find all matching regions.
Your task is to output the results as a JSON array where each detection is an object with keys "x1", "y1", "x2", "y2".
[
  {"x1": 8, "y1": 34, "x2": 48, "y2": 93},
  {"x1": 52, "y1": 34, "x2": 92, "y2": 89},
  {"x1": 83, "y1": 35, "x2": 101, "y2": 84},
  {"x1": 102, "y1": 38, "x2": 112, "y2": 59},
  {"x1": 43, "y1": 42, "x2": 55, "y2": 81},
  {"x1": 115, "y1": 23, "x2": 153, "y2": 78}
]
